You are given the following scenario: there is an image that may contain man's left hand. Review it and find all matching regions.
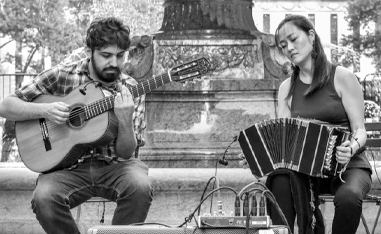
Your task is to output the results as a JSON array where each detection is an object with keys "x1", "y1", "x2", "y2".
[{"x1": 114, "y1": 85, "x2": 134, "y2": 126}]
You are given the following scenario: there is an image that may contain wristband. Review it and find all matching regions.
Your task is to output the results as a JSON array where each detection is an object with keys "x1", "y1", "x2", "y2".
[{"x1": 354, "y1": 138, "x2": 361, "y2": 148}]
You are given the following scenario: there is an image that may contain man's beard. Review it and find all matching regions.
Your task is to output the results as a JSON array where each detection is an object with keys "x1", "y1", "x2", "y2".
[{"x1": 91, "y1": 55, "x2": 121, "y2": 83}]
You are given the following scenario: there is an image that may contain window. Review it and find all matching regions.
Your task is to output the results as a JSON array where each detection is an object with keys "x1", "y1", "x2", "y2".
[
  {"x1": 330, "y1": 14, "x2": 338, "y2": 63},
  {"x1": 263, "y1": 14, "x2": 270, "y2": 33},
  {"x1": 308, "y1": 14, "x2": 315, "y2": 27}
]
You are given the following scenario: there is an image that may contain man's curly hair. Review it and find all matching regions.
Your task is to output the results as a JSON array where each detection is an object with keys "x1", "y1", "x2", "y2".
[{"x1": 85, "y1": 17, "x2": 130, "y2": 51}]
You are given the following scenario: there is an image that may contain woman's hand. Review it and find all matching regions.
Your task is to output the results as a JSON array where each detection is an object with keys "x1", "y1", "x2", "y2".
[
  {"x1": 238, "y1": 152, "x2": 268, "y2": 183},
  {"x1": 238, "y1": 152, "x2": 249, "y2": 169},
  {"x1": 335, "y1": 140, "x2": 352, "y2": 165}
]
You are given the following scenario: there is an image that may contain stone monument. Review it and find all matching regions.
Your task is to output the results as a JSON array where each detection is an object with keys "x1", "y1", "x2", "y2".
[{"x1": 138, "y1": 0, "x2": 291, "y2": 167}]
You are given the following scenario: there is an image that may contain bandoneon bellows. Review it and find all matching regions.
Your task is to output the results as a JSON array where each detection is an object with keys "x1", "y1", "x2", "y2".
[{"x1": 238, "y1": 118, "x2": 351, "y2": 178}]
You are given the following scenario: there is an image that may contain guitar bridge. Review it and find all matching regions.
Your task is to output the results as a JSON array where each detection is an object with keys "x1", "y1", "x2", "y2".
[{"x1": 39, "y1": 118, "x2": 52, "y2": 151}]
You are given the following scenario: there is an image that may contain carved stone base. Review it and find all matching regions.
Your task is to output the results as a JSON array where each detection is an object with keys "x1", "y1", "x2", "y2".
[
  {"x1": 152, "y1": 39, "x2": 264, "y2": 80},
  {"x1": 139, "y1": 38, "x2": 281, "y2": 167}
]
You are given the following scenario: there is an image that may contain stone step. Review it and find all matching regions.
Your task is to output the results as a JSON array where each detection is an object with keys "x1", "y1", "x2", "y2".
[{"x1": 0, "y1": 163, "x2": 380, "y2": 234}]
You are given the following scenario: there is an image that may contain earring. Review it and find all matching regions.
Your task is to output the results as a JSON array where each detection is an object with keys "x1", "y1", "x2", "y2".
[
  {"x1": 291, "y1": 63, "x2": 296, "y2": 70},
  {"x1": 311, "y1": 41, "x2": 317, "y2": 59}
]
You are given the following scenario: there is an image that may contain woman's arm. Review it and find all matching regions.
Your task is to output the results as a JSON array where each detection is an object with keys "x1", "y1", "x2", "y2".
[
  {"x1": 277, "y1": 78, "x2": 292, "y2": 118},
  {"x1": 334, "y1": 66, "x2": 366, "y2": 162}
]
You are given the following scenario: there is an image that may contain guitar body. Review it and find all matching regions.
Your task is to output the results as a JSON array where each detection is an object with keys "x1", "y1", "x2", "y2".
[{"x1": 15, "y1": 83, "x2": 118, "y2": 173}]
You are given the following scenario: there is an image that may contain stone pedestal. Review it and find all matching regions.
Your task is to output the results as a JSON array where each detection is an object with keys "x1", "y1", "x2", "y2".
[
  {"x1": 140, "y1": 77, "x2": 281, "y2": 168},
  {"x1": 138, "y1": 0, "x2": 286, "y2": 168},
  {"x1": 156, "y1": 0, "x2": 258, "y2": 40}
]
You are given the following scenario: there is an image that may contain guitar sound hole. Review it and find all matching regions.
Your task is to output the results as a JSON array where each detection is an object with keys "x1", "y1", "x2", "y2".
[{"x1": 68, "y1": 106, "x2": 86, "y2": 128}]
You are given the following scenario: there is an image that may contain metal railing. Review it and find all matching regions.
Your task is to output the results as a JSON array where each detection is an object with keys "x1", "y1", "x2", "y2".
[
  {"x1": 0, "y1": 73, "x2": 37, "y2": 98},
  {"x1": 0, "y1": 73, "x2": 37, "y2": 125},
  {"x1": 0, "y1": 74, "x2": 37, "y2": 162},
  {"x1": 362, "y1": 72, "x2": 381, "y2": 106}
]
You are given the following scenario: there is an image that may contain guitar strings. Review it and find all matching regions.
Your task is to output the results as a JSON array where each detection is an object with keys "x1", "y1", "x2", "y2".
[{"x1": 41, "y1": 73, "x2": 172, "y2": 131}]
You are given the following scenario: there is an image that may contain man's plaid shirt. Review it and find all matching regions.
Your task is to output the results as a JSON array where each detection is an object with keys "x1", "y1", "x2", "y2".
[{"x1": 15, "y1": 58, "x2": 146, "y2": 167}]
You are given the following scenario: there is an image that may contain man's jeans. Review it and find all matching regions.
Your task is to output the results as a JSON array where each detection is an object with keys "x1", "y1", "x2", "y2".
[{"x1": 31, "y1": 157, "x2": 153, "y2": 234}]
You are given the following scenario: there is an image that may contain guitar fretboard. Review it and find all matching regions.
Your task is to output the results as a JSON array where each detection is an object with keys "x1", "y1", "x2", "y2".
[{"x1": 83, "y1": 73, "x2": 172, "y2": 120}]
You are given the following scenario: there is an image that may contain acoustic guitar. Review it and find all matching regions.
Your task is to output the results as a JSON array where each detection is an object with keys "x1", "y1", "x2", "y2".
[{"x1": 15, "y1": 58, "x2": 211, "y2": 173}]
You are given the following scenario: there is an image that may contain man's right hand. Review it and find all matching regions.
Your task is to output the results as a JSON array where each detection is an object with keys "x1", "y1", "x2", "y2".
[{"x1": 43, "y1": 102, "x2": 70, "y2": 124}]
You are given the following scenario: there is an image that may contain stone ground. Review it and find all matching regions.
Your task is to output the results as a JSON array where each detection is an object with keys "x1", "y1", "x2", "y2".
[{"x1": 1, "y1": 164, "x2": 381, "y2": 234}]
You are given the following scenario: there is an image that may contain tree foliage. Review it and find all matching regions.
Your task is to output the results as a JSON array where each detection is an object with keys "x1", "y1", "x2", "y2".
[
  {"x1": 93, "y1": 0, "x2": 163, "y2": 36},
  {"x1": 0, "y1": 0, "x2": 92, "y2": 73},
  {"x1": 342, "y1": 0, "x2": 381, "y2": 71}
]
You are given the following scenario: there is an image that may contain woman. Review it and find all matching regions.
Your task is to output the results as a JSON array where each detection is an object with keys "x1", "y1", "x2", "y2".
[{"x1": 263, "y1": 15, "x2": 371, "y2": 234}]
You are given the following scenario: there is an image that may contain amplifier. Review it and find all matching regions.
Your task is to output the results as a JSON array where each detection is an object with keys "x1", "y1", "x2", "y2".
[{"x1": 87, "y1": 225, "x2": 290, "y2": 234}]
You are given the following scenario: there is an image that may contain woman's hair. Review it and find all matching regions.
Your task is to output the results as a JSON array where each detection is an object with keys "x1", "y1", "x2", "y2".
[
  {"x1": 85, "y1": 17, "x2": 130, "y2": 51},
  {"x1": 275, "y1": 15, "x2": 331, "y2": 99}
]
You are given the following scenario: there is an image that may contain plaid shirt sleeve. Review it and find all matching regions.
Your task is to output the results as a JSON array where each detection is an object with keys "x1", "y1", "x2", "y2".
[{"x1": 14, "y1": 67, "x2": 60, "y2": 101}]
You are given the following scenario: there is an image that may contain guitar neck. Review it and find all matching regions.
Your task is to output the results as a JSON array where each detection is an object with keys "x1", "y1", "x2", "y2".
[
  {"x1": 129, "y1": 72, "x2": 172, "y2": 98},
  {"x1": 84, "y1": 72, "x2": 172, "y2": 120}
]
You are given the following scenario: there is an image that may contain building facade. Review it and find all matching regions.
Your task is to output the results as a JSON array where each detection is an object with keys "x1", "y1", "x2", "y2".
[{"x1": 252, "y1": 0, "x2": 375, "y2": 74}]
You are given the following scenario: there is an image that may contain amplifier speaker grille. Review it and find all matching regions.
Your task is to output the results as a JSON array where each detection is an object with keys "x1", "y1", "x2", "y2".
[{"x1": 87, "y1": 225, "x2": 290, "y2": 234}]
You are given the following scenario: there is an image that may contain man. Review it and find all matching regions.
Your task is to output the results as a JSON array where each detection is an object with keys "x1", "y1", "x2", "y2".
[{"x1": 0, "y1": 17, "x2": 152, "y2": 234}]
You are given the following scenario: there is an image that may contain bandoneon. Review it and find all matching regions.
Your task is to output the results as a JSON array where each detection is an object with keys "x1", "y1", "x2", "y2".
[{"x1": 238, "y1": 118, "x2": 351, "y2": 178}]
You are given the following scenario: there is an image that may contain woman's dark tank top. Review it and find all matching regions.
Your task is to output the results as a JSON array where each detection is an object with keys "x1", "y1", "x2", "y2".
[
  {"x1": 290, "y1": 64, "x2": 371, "y2": 170},
  {"x1": 291, "y1": 65, "x2": 349, "y2": 126}
]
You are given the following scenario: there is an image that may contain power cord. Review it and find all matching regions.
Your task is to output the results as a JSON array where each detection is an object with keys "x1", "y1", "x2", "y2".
[
  {"x1": 238, "y1": 182, "x2": 292, "y2": 234},
  {"x1": 129, "y1": 222, "x2": 175, "y2": 228},
  {"x1": 247, "y1": 188, "x2": 291, "y2": 234},
  {"x1": 197, "y1": 176, "x2": 220, "y2": 216},
  {"x1": 178, "y1": 186, "x2": 238, "y2": 228},
  {"x1": 100, "y1": 200, "x2": 105, "y2": 224}
]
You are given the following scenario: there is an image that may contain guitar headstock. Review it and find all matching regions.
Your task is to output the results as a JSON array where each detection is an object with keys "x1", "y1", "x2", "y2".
[{"x1": 170, "y1": 57, "x2": 211, "y2": 83}]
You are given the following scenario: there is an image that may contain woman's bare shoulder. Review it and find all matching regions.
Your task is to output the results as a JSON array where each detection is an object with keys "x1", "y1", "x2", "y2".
[
  {"x1": 279, "y1": 77, "x2": 291, "y2": 92},
  {"x1": 334, "y1": 65, "x2": 361, "y2": 97},
  {"x1": 334, "y1": 66, "x2": 358, "y2": 83}
]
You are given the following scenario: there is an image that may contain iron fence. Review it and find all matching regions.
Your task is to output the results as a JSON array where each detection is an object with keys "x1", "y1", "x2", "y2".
[
  {"x1": 0, "y1": 74, "x2": 37, "y2": 162},
  {"x1": 362, "y1": 73, "x2": 381, "y2": 106},
  {"x1": 0, "y1": 73, "x2": 37, "y2": 124}
]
